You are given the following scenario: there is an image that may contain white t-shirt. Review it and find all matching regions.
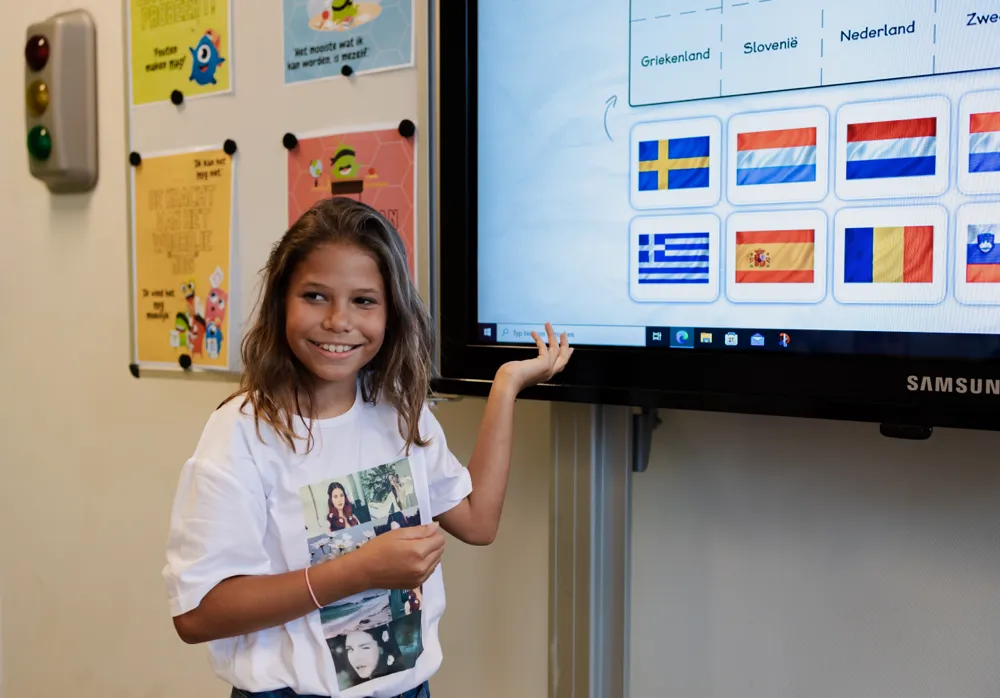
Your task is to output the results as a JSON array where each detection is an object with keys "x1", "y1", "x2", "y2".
[{"x1": 162, "y1": 386, "x2": 473, "y2": 697}]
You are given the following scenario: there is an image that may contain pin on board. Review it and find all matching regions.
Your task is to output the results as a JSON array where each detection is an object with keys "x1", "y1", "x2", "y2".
[{"x1": 24, "y1": 9, "x2": 98, "y2": 194}]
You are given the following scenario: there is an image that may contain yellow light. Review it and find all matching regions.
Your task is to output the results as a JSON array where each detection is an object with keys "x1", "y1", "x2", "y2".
[{"x1": 26, "y1": 80, "x2": 49, "y2": 117}]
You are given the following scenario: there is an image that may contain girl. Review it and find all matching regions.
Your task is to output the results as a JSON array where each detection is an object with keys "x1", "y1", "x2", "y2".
[
  {"x1": 327, "y1": 481, "x2": 361, "y2": 531},
  {"x1": 162, "y1": 197, "x2": 572, "y2": 698}
]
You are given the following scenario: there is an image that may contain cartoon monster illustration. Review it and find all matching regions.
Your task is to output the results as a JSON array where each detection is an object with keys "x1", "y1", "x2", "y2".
[
  {"x1": 190, "y1": 315, "x2": 206, "y2": 357},
  {"x1": 331, "y1": 147, "x2": 358, "y2": 179},
  {"x1": 318, "y1": 0, "x2": 358, "y2": 29},
  {"x1": 206, "y1": 286, "x2": 227, "y2": 329},
  {"x1": 204, "y1": 285, "x2": 227, "y2": 359},
  {"x1": 181, "y1": 279, "x2": 196, "y2": 315},
  {"x1": 189, "y1": 30, "x2": 225, "y2": 86},
  {"x1": 331, "y1": 0, "x2": 359, "y2": 25},
  {"x1": 311, "y1": 0, "x2": 381, "y2": 32},
  {"x1": 330, "y1": 146, "x2": 366, "y2": 198},
  {"x1": 171, "y1": 312, "x2": 191, "y2": 351},
  {"x1": 205, "y1": 320, "x2": 223, "y2": 359}
]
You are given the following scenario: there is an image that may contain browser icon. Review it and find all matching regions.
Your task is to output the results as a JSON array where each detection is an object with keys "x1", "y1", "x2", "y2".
[{"x1": 670, "y1": 327, "x2": 694, "y2": 349}]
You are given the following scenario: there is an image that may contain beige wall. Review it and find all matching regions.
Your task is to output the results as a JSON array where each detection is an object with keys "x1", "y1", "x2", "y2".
[
  {"x1": 630, "y1": 411, "x2": 1000, "y2": 697},
  {"x1": 0, "y1": 1, "x2": 551, "y2": 696}
]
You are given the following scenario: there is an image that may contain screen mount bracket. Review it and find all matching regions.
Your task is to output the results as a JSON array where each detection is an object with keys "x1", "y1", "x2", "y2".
[
  {"x1": 631, "y1": 406, "x2": 661, "y2": 473},
  {"x1": 879, "y1": 423, "x2": 933, "y2": 440}
]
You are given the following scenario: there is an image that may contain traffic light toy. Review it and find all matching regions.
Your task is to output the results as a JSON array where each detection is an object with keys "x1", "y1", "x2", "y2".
[{"x1": 25, "y1": 9, "x2": 98, "y2": 194}]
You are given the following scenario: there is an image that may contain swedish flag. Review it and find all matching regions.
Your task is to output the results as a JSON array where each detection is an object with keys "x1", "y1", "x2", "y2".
[{"x1": 638, "y1": 136, "x2": 711, "y2": 191}]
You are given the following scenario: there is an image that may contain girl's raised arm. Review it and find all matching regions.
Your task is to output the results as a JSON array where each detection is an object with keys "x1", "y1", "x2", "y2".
[{"x1": 436, "y1": 323, "x2": 572, "y2": 545}]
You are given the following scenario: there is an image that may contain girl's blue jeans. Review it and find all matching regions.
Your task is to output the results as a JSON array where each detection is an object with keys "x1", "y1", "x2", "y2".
[{"x1": 230, "y1": 681, "x2": 429, "y2": 698}]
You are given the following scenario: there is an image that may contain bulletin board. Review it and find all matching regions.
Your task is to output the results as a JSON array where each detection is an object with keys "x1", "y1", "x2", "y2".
[{"x1": 122, "y1": 0, "x2": 429, "y2": 377}]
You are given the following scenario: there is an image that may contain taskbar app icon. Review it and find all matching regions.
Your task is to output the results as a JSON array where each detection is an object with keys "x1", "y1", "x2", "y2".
[{"x1": 670, "y1": 327, "x2": 694, "y2": 349}]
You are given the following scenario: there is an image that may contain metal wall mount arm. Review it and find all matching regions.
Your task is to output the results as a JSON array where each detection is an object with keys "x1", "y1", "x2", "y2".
[{"x1": 631, "y1": 407, "x2": 661, "y2": 473}]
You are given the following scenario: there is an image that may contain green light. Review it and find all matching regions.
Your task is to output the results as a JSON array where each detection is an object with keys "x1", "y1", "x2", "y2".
[{"x1": 27, "y1": 125, "x2": 52, "y2": 161}]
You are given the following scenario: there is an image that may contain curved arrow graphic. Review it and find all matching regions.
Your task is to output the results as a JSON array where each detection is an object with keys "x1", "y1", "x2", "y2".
[{"x1": 604, "y1": 95, "x2": 617, "y2": 141}]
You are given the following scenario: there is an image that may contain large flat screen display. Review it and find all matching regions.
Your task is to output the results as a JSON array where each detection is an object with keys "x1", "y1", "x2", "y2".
[
  {"x1": 436, "y1": 0, "x2": 1000, "y2": 430},
  {"x1": 476, "y1": 0, "x2": 1000, "y2": 360}
]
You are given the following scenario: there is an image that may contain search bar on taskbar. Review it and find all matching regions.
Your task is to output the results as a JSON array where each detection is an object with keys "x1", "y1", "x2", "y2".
[{"x1": 493, "y1": 324, "x2": 646, "y2": 347}]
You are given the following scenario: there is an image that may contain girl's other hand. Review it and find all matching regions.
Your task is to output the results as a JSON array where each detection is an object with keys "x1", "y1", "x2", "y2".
[
  {"x1": 351, "y1": 522, "x2": 446, "y2": 591},
  {"x1": 497, "y1": 322, "x2": 573, "y2": 394}
]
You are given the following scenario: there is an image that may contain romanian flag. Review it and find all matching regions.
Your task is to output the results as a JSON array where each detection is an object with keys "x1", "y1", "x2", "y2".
[
  {"x1": 735, "y1": 229, "x2": 815, "y2": 283},
  {"x1": 969, "y1": 112, "x2": 1000, "y2": 173},
  {"x1": 846, "y1": 117, "x2": 936, "y2": 180},
  {"x1": 638, "y1": 136, "x2": 710, "y2": 191},
  {"x1": 844, "y1": 226, "x2": 933, "y2": 283},
  {"x1": 966, "y1": 224, "x2": 1000, "y2": 282},
  {"x1": 736, "y1": 127, "x2": 817, "y2": 186}
]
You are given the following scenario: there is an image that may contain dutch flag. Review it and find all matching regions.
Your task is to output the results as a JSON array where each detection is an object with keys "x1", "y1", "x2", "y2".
[
  {"x1": 845, "y1": 117, "x2": 937, "y2": 180},
  {"x1": 969, "y1": 111, "x2": 1000, "y2": 173},
  {"x1": 736, "y1": 127, "x2": 817, "y2": 186}
]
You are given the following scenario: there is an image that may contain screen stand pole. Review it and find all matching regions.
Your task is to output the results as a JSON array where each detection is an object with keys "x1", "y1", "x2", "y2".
[{"x1": 549, "y1": 402, "x2": 635, "y2": 698}]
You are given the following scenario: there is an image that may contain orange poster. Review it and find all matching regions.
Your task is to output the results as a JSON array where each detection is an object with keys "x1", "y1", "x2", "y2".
[{"x1": 287, "y1": 126, "x2": 415, "y2": 276}]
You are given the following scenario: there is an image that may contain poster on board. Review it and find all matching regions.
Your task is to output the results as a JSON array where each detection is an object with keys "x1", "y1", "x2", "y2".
[
  {"x1": 131, "y1": 147, "x2": 235, "y2": 370},
  {"x1": 282, "y1": 0, "x2": 414, "y2": 84},
  {"x1": 128, "y1": 0, "x2": 233, "y2": 106},
  {"x1": 287, "y1": 126, "x2": 415, "y2": 277}
]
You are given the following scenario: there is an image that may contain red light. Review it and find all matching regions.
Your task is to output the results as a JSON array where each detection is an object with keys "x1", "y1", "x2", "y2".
[{"x1": 25, "y1": 35, "x2": 50, "y2": 72}]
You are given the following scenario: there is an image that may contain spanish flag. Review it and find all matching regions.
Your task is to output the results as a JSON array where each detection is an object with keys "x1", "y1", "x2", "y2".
[
  {"x1": 844, "y1": 226, "x2": 933, "y2": 283},
  {"x1": 735, "y1": 229, "x2": 815, "y2": 283}
]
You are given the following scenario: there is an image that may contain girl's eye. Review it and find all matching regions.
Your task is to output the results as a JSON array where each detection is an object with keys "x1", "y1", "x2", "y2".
[
  {"x1": 356, "y1": 297, "x2": 376, "y2": 306},
  {"x1": 304, "y1": 292, "x2": 326, "y2": 302}
]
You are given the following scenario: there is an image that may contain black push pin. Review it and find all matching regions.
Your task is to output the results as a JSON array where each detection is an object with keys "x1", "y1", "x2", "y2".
[
  {"x1": 282, "y1": 132, "x2": 299, "y2": 150},
  {"x1": 341, "y1": 64, "x2": 353, "y2": 77},
  {"x1": 178, "y1": 354, "x2": 192, "y2": 370},
  {"x1": 129, "y1": 152, "x2": 142, "y2": 167},
  {"x1": 170, "y1": 89, "x2": 184, "y2": 106},
  {"x1": 398, "y1": 119, "x2": 416, "y2": 138},
  {"x1": 129, "y1": 363, "x2": 140, "y2": 379},
  {"x1": 223, "y1": 139, "x2": 238, "y2": 156}
]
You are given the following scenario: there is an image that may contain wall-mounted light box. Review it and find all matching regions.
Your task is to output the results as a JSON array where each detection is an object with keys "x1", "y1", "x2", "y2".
[{"x1": 25, "y1": 9, "x2": 99, "y2": 194}]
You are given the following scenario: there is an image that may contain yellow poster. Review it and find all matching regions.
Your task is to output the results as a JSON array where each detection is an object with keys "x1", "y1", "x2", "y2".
[
  {"x1": 131, "y1": 148, "x2": 234, "y2": 370},
  {"x1": 128, "y1": 0, "x2": 232, "y2": 106}
]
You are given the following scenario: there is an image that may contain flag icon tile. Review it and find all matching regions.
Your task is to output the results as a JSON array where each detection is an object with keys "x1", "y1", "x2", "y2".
[
  {"x1": 834, "y1": 206, "x2": 947, "y2": 305},
  {"x1": 728, "y1": 107, "x2": 829, "y2": 206},
  {"x1": 959, "y1": 91, "x2": 1000, "y2": 195},
  {"x1": 955, "y1": 203, "x2": 1000, "y2": 305},
  {"x1": 631, "y1": 117, "x2": 721, "y2": 210},
  {"x1": 630, "y1": 214, "x2": 720, "y2": 303},
  {"x1": 836, "y1": 96, "x2": 949, "y2": 200},
  {"x1": 725, "y1": 209, "x2": 827, "y2": 304}
]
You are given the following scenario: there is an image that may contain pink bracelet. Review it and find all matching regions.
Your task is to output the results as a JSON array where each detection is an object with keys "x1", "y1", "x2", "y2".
[{"x1": 304, "y1": 567, "x2": 322, "y2": 610}]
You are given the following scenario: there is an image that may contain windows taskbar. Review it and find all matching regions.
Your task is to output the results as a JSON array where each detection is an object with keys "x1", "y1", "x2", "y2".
[{"x1": 476, "y1": 323, "x2": 1000, "y2": 359}]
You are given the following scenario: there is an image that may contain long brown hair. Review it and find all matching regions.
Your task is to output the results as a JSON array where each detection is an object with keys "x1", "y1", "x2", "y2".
[
  {"x1": 327, "y1": 481, "x2": 354, "y2": 522},
  {"x1": 225, "y1": 197, "x2": 434, "y2": 453}
]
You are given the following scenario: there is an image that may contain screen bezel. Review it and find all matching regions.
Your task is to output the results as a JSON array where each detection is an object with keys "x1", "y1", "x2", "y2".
[{"x1": 435, "y1": 0, "x2": 1000, "y2": 432}]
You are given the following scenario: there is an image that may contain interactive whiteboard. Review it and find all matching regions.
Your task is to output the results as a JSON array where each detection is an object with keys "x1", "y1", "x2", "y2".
[{"x1": 475, "y1": 0, "x2": 1000, "y2": 362}]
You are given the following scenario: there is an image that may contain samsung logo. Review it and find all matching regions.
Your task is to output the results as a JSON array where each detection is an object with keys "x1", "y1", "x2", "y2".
[{"x1": 907, "y1": 375, "x2": 1000, "y2": 394}]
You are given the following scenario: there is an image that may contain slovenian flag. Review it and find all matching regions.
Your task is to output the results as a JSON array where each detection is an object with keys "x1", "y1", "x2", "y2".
[
  {"x1": 846, "y1": 117, "x2": 936, "y2": 180},
  {"x1": 966, "y1": 224, "x2": 1000, "y2": 282},
  {"x1": 734, "y1": 229, "x2": 814, "y2": 283},
  {"x1": 844, "y1": 226, "x2": 933, "y2": 283},
  {"x1": 637, "y1": 232, "x2": 710, "y2": 284},
  {"x1": 969, "y1": 112, "x2": 1000, "y2": 173},
  {"x1": 736, "y1": 127, "x2": 817, "y2": 186},
  {"x1": 638, "y1": 136, "x2": 710, "y2": 191}
]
